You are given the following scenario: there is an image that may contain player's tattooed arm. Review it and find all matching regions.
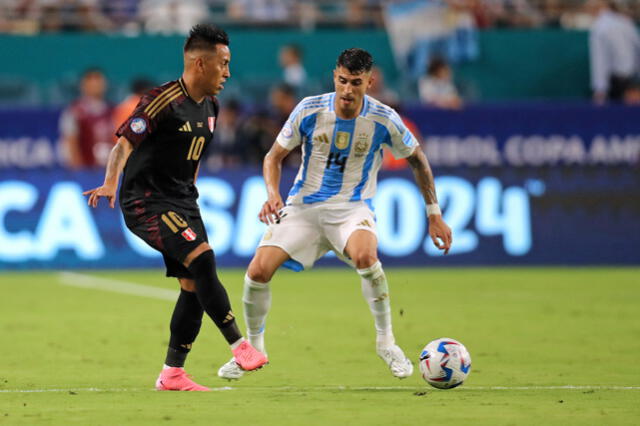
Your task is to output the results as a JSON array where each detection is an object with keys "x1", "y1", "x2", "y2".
[
  {"x1": 83, "y1": 136, "x2": 133, "y2": 209},
  {"x1": 407, "y1": 147, "x2": 452, "y2": 254},
  {"x1": 406, "y1": 147, "x2": 438, "y2": 205}
]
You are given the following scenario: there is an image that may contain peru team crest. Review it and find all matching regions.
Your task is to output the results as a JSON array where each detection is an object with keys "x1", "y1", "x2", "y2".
[
  {"x1": 208, "y1": 116, "x2": 216, "y2": 132},
  {"x1": 181, "y1": 228, "x2": 197, "y2": 241}
]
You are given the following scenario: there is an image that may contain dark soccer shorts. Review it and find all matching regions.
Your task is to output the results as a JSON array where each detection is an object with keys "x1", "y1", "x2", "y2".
[{"x1": 122, "y1": 201, "x2": 209, "y2": 278}]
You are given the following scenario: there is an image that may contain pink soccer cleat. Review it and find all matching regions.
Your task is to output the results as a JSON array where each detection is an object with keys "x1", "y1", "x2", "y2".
[
  {"x1": 155, "y1": 367, "x2": 210, "y2": 391},
  {"x1": 232, "y1": 341, "x2": 268, "y2": 371}
]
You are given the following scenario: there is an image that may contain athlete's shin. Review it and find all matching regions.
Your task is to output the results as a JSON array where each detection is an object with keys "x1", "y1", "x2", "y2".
[
  {"x1": 357, "y1": 261, "x2": 394, "y2": 348},
  {"x1": 187, "y1": 250, "x2": 242, "y2": 344},
  {"x1": 242, "y1": 274, "x2": 271, "y2": 353},
  {"x1": 165, "y1": 289, "x2": 204, "y2": 367}
]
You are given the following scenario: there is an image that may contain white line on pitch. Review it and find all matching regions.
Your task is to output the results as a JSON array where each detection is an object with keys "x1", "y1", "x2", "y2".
[
  {"x1": 58, "y1": 271, "x2": 178, "y2": 301},
  {"x1": 0, "y1": 387, "x2": 232, "y2": 393},
  {"x1": 1, "y1": 385, "x2": 639, "y2": 393}
]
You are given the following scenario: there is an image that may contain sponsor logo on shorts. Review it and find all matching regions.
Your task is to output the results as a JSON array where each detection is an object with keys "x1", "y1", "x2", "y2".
[
  {"x1": 130, "y1": 118, "x2": 147, "y2": 134},
  {"x1": 263, "y1": 229, "x2": 273, "y2": 240},
  {"x1": 357, "y1": 219, "x2": 373, "y2": 228},
  {"x1": 181, "y1": 228, "x2": 197, "y2": 241}
]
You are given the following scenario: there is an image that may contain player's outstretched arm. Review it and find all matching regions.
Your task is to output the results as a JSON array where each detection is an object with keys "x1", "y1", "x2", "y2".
[
  {"x1": 259, "y1": 143, "x2": 291, "y2": 224},
  {"x1": 83, "y1": 136, "x2": 134, "y2": 209},
  {"x1": 406, "y1": 147, "x2": 452, "y2": 254}
]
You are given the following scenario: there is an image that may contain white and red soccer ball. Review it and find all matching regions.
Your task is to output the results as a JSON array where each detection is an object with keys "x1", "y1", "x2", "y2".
[{"x1": 419, "y1": 338, "x2": 471, "y2": 389}]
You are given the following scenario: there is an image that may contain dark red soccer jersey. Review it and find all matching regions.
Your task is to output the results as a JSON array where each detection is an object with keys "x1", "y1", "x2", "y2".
[{"x1": 116, "y1": 78, "x2": 219, "y2": 212}]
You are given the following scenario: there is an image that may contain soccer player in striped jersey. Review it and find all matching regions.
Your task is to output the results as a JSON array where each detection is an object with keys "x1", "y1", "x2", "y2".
[
  {"x1": 84, "y1": 24, "x2": 267, "y2": 391},
  {"x1": 218, "y1": 48, "x2": 452, "y2": 380}
]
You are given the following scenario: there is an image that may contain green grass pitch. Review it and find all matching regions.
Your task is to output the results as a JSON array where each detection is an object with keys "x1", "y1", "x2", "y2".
[{"x1": 1, "y1": 268, "x2": 639, "y2": 425}]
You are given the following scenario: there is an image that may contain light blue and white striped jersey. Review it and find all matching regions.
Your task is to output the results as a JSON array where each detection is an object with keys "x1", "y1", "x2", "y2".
[{"x1": 276, "y1": 92, "x2": 418, "y2": 206}]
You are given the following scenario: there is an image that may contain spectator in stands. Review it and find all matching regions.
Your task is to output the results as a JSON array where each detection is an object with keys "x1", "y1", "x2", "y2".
[
  {"x1": 418, "y1": 57, "x2": 463, "y2": 109},
  {"x1": 38, "y1": 0, "x2": 112, "y2": 32},
  {"x1": 279, "y1": 44, "x2": 307, "y2": 91},
  {"x1": 0, "y1": 0, "x2": 40, "y2": 34},
  {"x1": 368, "y1": 66, "x2": 399, "y2": 106},
  {"x1": 240, "y1": 83, "x2": 299, "y2": 167},
  {"x1": 588, "y1": 0, "x2": 640, "y2": 104},
  {"x1": 205, "y1": 99, "x2": 247, "y2": 170},
  {"x1": 138, "y1": 0, "x2": 208, "y2": 35},
  {"x1": 269, "y1": 83, "x2": 301, "y2": 166},
  {"x1": 102, "y1": 0, "x2": 140, "y2": 33},
  {"x1": 623, "y1": 79, "x2": 640, "y2": 105},
  {"x1": 227, "y1": 0, "x2": 293, "y2": 23},
  {"x1": 59, "y1": 68, "x2": 114, "y2": 169},
  {"x1": 112, "y1": 77, "x2": 154, "y2": 132}
]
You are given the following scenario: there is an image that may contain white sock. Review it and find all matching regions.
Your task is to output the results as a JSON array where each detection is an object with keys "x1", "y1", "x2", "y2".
[
  {"x1": 242, "y1": 274, "x2": 271, "y2": 353},
  {"x1": 357, "y1": 261, "x2": 395, "y2": 349}
]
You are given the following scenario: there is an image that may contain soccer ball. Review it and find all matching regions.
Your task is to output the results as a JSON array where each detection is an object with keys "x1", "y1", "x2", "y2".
[{"x1": 419, "y1": 338, "x2": 471, "y2": 389}]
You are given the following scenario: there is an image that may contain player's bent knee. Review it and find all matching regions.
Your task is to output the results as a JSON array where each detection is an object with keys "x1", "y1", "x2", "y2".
[
  {"x1": 183, "y1": 242, "x2": 212, "y2": 268},
  {"x1": 353, "y1": 253, "x2": 378, "y2": 270},
  {"x1": 246, "y1": 262, "x2": 273, "y2": 284},
  {"x1": 246, "y1": 255, "x2": 279, "y2": 283}
]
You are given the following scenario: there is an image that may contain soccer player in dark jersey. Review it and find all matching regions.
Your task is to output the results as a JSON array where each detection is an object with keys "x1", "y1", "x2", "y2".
[{"x1": 83, "y1": 24, "x2": 267, "y2": 391}]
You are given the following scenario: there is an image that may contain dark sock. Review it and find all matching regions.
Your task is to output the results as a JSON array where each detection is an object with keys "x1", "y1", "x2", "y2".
[
  {"x1": 187, "y1": 250, "x2": 243, "y2": 344},
  {"x1": 165, "y1": 289, "x2": 203, "y2": 368}
]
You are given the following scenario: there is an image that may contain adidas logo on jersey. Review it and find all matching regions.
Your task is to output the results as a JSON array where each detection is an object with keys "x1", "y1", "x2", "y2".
[
  {"x1": 313, "y1": 133, "x2": 330, "y2": 144},
  {"x1": 178, "y1": 122, "x2": 192, "y2": 132}
]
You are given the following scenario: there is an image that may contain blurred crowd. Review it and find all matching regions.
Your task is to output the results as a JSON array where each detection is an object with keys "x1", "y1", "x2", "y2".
[
  {"x1": 57, "y1": 62, "x2": 425, "y2": 171},
  {"x1": 2, "y1": 0, "x2": 640, "y2": 34}
]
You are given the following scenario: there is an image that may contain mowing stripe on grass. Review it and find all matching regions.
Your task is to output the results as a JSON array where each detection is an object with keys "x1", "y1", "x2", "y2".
[
  {"x1": 2, "y1": 385, "x2": 639, "y2": 393},
  {"x1": 58, "y1": 271, "x2": 178, "y2": 301}
]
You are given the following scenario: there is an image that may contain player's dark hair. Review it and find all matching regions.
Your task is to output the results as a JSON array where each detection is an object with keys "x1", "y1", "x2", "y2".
[
  {"x1": 336, "y1": 48, "x2": 373, "y2": 74},
  {"x1": 184, "y1": 24, "x2": 229, "y2": 52}
]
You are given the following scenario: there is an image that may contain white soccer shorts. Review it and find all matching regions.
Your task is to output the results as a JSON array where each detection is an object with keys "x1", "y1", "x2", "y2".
[{"x1": 258, "y1": 201, "x2": 377, "y2": 271}]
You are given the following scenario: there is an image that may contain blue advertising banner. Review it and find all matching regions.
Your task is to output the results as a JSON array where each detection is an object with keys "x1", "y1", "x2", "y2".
[
  {"x1": 0, "y1": 167, "x2": 638, "y2": 270},
  {"x1": 404, "y1": 103, "x2": 640, "y2": 168},
  {"x1": 1, "y1": 104, "x2": 639, "y2": 268}
]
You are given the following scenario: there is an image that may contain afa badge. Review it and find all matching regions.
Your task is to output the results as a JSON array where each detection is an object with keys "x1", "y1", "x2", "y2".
[
  {"x1": 335, "y1": 131, "x2": 350, "y2": 150},
  {"x1": 354, "y1": 133, "x2": 370, "y2": 157},
  {"x1": 130, "y1": 117, "x2": 147, "y2": 134}
]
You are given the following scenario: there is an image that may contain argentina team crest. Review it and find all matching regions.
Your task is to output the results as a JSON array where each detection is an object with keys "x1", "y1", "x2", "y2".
[
  {"x1": 335, "y1": 131, "x2": 350, "y2": 150},
  {"x1": 208, "y1": 116, "x2": 216, "y2": 132},
  {"x1": 354, "y1": 133, "x2": 370, "y2": 157}
]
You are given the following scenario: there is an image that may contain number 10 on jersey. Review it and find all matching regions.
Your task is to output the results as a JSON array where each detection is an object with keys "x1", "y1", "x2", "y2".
[{"x1": 187, "y1": 136, "x2": 205, "y2": 161}]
